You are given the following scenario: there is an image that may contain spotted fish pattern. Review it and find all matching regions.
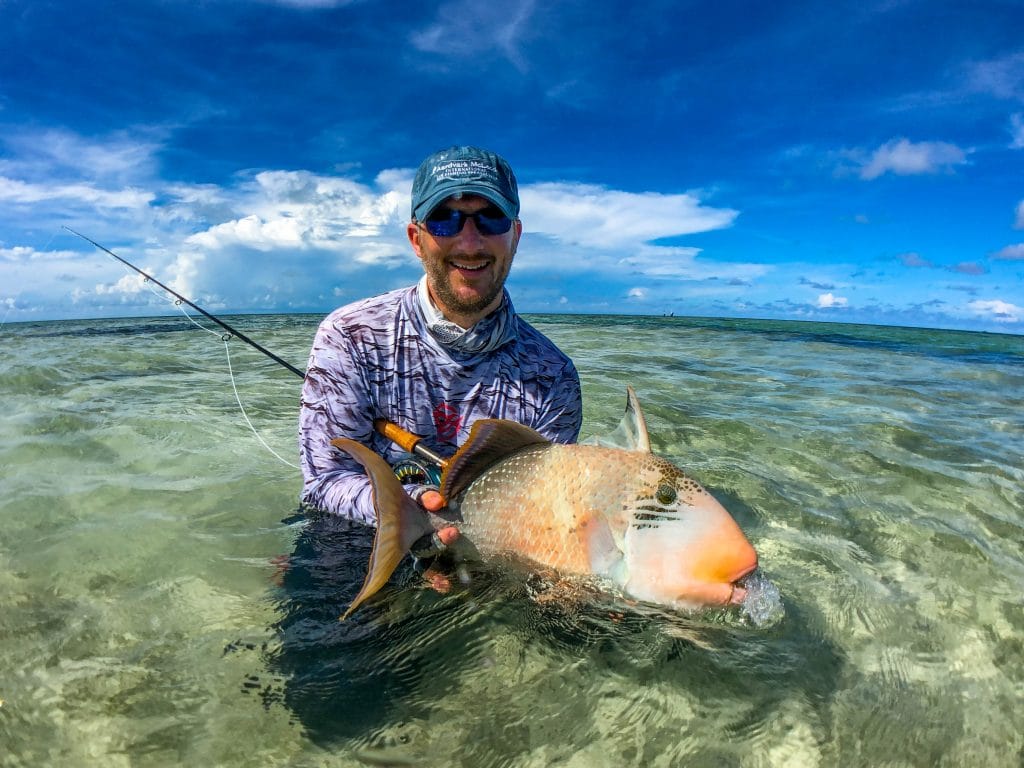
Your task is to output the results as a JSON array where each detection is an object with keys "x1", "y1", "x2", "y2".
[{"x1": 299, "y1": 284, "x2": 583, "y2": 523}]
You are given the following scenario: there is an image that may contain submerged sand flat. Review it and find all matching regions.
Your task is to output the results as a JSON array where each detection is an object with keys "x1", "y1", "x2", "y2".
[{"x1": 1, "y1": 314, "x2": 1021, "y2": 767}]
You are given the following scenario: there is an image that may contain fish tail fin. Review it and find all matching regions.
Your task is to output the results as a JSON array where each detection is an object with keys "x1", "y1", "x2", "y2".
[{"x1": 330, "y1": 437, "x2": 435, "y2": 620}]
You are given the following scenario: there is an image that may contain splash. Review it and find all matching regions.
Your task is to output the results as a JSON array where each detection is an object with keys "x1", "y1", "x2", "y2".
[{"x1": 739, "y1": 570, "x2": 784, "y2": 627}]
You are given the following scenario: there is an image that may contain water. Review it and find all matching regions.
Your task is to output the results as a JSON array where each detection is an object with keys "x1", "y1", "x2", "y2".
[{"x1": 1, "y1": 313, "x2": 1021, "y2": 767}]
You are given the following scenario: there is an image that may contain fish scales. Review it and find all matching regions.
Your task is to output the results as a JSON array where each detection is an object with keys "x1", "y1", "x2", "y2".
[{"x1": 452, "y1": 443, "x2": 708, "y2": 577}]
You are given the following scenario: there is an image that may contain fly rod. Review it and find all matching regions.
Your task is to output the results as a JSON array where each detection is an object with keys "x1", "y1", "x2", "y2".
[
  {"x1": 64, "y1": 226, "x2": 305, "y2": 379},
  {"x1": 67, "y1": 226, "x2": 446, "y2": 468}
]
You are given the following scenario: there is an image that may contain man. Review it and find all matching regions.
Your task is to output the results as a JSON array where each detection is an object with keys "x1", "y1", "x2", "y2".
[{"x1": 299, "y1": 146, "x2": 582, "y2": 526}]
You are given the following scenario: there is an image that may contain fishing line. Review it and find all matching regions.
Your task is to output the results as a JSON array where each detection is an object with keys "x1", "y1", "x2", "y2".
[
  {"x1": 64, "y1": 226, "x2": 303, "y2": 470},
  {"x1": 65, "y1": 227, "x2": 444, "y2": 471},
  {"x1": 221, "y1": 334, "x2": 301, "y2": 470},
  {"x1": 0, "y1": 300, "x2": 15, "y2": 331},
  {"x1": 169, "y1": 298, "x2": 301, "y2": 470}
]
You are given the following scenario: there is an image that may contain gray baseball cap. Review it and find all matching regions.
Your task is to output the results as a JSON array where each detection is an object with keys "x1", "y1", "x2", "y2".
[{"x1": 410, "y1": 146, "x2": 520, "y2": 221}]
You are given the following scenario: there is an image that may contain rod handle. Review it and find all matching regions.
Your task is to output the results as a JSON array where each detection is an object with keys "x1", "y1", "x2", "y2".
[
  {"x1": 374, "y1": 418, "x2": 421, "y2": 452},
  {"x1": 373, "y1": 418, "x2": 449, "y2": 470}
]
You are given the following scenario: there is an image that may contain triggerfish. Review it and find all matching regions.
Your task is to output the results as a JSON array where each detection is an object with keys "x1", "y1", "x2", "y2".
[{"x1": 331, "y1": 387, "x2": 758, "y2": 620}]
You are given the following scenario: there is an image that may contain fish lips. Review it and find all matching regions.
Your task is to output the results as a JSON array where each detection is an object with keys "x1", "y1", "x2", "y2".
[{"x1": 622, "y1": 520, "x2": 759, "y2": 609}]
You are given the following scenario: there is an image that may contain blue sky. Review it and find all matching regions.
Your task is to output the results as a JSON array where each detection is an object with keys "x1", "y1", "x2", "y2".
[{"x1": 2, "y1": 0, "x2": 1023, "y2": 333}]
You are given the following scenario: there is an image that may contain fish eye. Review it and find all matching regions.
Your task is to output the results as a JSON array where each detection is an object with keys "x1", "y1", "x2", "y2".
[{"x1": 655, "y1": 484, "x2": 677, "y2": 505}]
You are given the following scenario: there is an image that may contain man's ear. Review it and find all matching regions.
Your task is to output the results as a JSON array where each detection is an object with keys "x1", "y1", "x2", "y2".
[
  {"x1": 510, "y1": 218, "x2": 523, "y2": 255},
  {"x1": 407, "y1": 221, "x2": 423, "y2": 258}
]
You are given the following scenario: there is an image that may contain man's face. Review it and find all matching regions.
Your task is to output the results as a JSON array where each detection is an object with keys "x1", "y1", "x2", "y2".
[{"x1": 407, "y1": 194, "x2": 522, "y2": 328}]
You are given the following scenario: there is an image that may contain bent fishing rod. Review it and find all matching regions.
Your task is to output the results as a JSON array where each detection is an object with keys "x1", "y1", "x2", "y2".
[{"x1": 65, "y1": 226, "x2": 447, "y2": 469}]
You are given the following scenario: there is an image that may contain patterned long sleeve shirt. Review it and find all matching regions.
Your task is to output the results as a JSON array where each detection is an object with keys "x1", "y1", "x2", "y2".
[{"x1": 298, "y1": 283, "x2": 582, "y2": 523}]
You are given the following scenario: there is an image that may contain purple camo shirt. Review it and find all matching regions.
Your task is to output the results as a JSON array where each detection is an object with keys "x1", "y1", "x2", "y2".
[{"x1": 298, "y1": 283, "x2": 582, "y2": 523}]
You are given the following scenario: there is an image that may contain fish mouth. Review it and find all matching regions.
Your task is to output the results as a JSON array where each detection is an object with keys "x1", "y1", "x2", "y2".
[
  {"x1": 681, "y1": 561, "x2": 758, "y2": 608},
  {"x1": 726, "y1": 561, "x2": 759, "y2": 605},
  {"x1": 728, "y1": 581, "x2": 749, "y2": 605}
]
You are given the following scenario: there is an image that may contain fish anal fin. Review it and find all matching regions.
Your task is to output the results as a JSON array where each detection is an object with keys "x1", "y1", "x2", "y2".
[
  {"x1": 440, "y1": 419, "x2": 549, "y2": 501},
  {"x1": 330, "y1": 437, "x2": 435, "y2": 619}
]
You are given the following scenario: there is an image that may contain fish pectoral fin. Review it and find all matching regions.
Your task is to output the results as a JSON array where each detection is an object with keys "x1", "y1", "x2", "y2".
[
  {"x1": 331, "y1": 437, "x2": 435, "y2": 620},
  {"x1": 582, "y1": 515, "x2": 625, "y2": 579},
  {"x1": 580, "y1": 386, "x2": 652, "y2": 453}
]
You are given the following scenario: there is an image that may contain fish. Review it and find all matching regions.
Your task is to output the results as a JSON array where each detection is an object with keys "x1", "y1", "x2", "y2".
[{"x1": 331, "y1": 387, "x2": 758, "y2": 620}]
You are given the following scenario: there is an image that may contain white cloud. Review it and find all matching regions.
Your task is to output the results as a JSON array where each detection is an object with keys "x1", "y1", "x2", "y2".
[
  {"x1": 817, "y1": 292, "x2": 848, "y2": 308},
  {"x1": 183, "y1": 171, "x2": 408, "y2": 255},
  {"x1": 1011, "y1": 114, "x2": 1024, "y2": 149},
  {"x1": 187, "y1": 214, "x2": 304, "y2": 252},
  {"x1": 93, "y1": 271, "x2": 150, "y2": 296},
  {"x1": 1015, "y1": 201, "x2": 1024, "y2": 229},
  {"x1": 0, "y1": 128, "x2": 161, "y2": 182},
  {"x1": 612, "y1": 245, "x2": 766, "y2": 284},
  {"x1": 858, "y1": 139, "x2": 968, "y2": 180},
  {"x1": 1, "y1": 246, "x2": 40, "y2": 262},
  {"x1": 0, "y1": 176, "x2": 153, "y2": 209},
  {"x1": 522, "y1": 182, "x2": 737, "y2": 249},
  {"x1": 627, "y1": 287, "x2": 647, "y2": 299},
  {"x1": 964, "y1": 51, "x2": 1024, "y2": 100},
  {"x1": 992, "y1": 243, "x2": 1024, "y2": 261},
  {"x1": 968, "y1": 299, "x2": 1022, "y2": 323},
  {"x1": 411, "y1": 0, "x2": 535, "y2": 71}
]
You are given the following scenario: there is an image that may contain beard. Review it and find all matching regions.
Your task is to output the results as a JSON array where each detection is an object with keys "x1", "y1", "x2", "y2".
[{"x1": 423, "y1": 254, "x2": 511, "y2": 321}]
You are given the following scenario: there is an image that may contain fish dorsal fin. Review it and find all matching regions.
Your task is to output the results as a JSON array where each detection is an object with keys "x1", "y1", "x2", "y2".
[
  {"x1": 330, "y1": 437, "x2": 435, "y2": 619},
  {"x1": 583, "y1": 386, "x2": 652, "y2": 453},
  {"x1": 440, "y1": 419, "x2": 550, "y2": 501}
]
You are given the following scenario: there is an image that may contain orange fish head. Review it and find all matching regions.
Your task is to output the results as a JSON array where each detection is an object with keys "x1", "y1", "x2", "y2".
[{"x1": 620, "y1": 478, "x2": 758, "y2": 609}]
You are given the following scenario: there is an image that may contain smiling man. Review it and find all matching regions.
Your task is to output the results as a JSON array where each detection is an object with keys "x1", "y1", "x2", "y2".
[{"x1": 299, "y1": 146, "x2": 582, "y2": 529}]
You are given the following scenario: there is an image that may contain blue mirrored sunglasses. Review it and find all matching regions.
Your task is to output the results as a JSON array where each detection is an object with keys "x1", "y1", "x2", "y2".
[{"x1": 421, "y1": 206, "x2": 513, "y2": 237}]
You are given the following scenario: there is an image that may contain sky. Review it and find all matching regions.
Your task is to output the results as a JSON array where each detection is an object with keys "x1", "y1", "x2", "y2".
[{"x1": 1, "y1": 0, "x2": 1023, "y2": 334}]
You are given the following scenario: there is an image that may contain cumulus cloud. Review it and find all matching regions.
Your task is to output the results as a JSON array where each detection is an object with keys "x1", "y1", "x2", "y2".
[
  {"x1": 992, "y1": 243, "x2": 1024, "y2": 261},
  {"x1": 1, "y1": 246, "x2": 41, "y2": 262},
  {"x1": 968, "y1": 299, "x2": 1022, "y2": 323},
  {"x1": 183, "y1": 170, "x2": 409, "y2": 258},
  {"x1": 858, "y1": 139, "x2": 968, "y2": 180},
  {"x1": 93, "y1": 271, "x2": 150, "y2": 296},
  {"x1": 817, "y1": 292, "x2": 848, "y2": 308},
  {"x1": 16, "y1": 142, "x2": 748, "y2": 320}
]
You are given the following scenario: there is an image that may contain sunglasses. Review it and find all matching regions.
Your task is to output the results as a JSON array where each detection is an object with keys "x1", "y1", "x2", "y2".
[{"x1": 420, "y1": 205, "x2": 513, "y2": 237}]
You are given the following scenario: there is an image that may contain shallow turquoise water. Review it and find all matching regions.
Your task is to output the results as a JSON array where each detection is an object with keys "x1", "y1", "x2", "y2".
[{"x1": 1, "y1": 313, "x2": 1022, "y2": 766}]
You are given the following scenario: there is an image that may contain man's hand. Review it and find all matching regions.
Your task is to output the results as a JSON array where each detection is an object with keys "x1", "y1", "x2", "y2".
[
  {"x1": 418, "y1": 489, "x2": 445, "y2": 513},
  {"x1": 410, "y1": 488, "x2": 459, "y2": 593}
]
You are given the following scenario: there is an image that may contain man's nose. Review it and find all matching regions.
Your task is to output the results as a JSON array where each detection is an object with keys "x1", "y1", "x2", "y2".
[{"x1": 452, "y1": 215, "x2": 485, "y2": 246}]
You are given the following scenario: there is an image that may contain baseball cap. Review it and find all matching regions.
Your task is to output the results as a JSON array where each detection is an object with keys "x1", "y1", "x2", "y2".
[{"x1": 410, "y1": 146, "x2": 520, "y2": 221}]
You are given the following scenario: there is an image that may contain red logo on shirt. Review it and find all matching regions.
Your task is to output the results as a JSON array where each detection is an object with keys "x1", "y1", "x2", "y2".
[{"x1": 433, "y1": 403, "x2": 462, "y2": 441}]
